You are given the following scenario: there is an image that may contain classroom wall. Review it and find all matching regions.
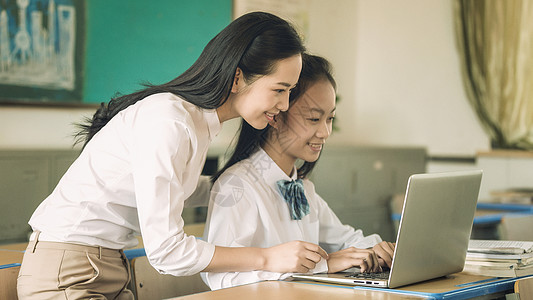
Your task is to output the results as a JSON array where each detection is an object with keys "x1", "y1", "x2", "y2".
[
  {"x1": 304, "y1": 0, "x2": 490, "y2": 157},
  {"x1": 0, "y1": 0, "x2": 490, "y2": 157}
]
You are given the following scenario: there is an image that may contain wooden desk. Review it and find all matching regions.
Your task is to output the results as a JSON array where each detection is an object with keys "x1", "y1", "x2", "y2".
[
  {"x1": 171, "y1": 280, "x2": 418, "y2": 300},
  {"x1": 0, "y1": 242, "x2": 28, "y2": 251},
  {"x1": 0, "y1": 242, "x2": 25, "y2": 266},
  {"x1": 170, "y1": 273, "x2": 523, "y2": 300},
  {"x1": 0, "y1": 250, "x2": 23, "y2": 266},
  {"x1": 0, "y1": 245, "x2": 24, "y2": 300}
]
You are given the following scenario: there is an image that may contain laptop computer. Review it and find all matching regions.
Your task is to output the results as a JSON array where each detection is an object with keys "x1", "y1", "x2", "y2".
[{"x1": 292, "y1": 170, "x2": 483, "y2": 288}]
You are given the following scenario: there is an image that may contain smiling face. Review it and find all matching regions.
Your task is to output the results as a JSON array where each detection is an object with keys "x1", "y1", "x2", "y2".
[
  {"x1": 219, "y1": 54, "x2": 302, "y2": 129},
  {"x1": 265, "y1": 79, "x2": 336, "y2": 175}
]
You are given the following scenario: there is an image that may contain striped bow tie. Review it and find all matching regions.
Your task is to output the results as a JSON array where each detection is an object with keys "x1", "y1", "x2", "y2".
[{"x1": 276, "y1": 179, "x2": 309, "y2": 220}]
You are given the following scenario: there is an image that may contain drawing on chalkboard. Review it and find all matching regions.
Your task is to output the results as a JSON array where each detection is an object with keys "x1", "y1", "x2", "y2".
[{"x1": 0, "y1": 0, "x2": 84, "y2": 105}]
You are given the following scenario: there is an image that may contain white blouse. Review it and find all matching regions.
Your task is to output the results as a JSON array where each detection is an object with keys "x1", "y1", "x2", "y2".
[
  {"x1": 29, "y1": 92, "x2": 220, "y2": 276},
  {"x1": 203, "y1": 148, "x2": 382, "y2": 290}
]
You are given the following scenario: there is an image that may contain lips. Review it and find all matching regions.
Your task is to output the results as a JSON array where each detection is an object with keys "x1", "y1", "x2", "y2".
[
  {"x1": 265, "y1": 112, "x2": 278, "y2": 121},
  {"x1": 308, "y1": 143, "x2": 323, "y2": 151}
]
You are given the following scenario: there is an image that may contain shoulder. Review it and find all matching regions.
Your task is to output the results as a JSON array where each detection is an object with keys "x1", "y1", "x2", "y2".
[
  {"x1": 211, "y1": 161, "x2": 262, "y2": 209},
  {"x1": 119, "y1": 93, "x2": 207, "y2": 136},
  {"x1": 213, "y1": 159, "x2": 263, "y2": 194},
  {"x1": 216, "y1": 159, "x2": 259, "y2": 188},
  {"x1": 301, "y1": 178, "x2": 317, "y2": 194},
  {"x1": 301, "y1": 178, "x2": 328, "y2": 207},
  {"x1": 129, "y1": 93, "x2": 200, "y2": 120}
]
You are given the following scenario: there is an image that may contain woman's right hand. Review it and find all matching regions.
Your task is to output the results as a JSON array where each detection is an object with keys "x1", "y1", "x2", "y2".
[{"x1": 262, "y1": 241, "x2": 328, "y2": 273}]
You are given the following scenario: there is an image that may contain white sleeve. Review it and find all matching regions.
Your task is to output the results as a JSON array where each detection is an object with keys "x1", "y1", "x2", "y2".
[
  {"x1": 131, "y1": 116, "x2": 214, "y2": 276},
  {"x1": 203, "y1": 173, "x2": 287, "y2": 290},
  {"x1": 308, "y1": 182, "x2": 382, "y2": 253}
]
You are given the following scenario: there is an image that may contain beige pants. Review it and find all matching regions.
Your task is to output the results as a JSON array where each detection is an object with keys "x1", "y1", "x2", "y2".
[{"x1": 17, "y1": 232, "x2": 134, "y2": 300}]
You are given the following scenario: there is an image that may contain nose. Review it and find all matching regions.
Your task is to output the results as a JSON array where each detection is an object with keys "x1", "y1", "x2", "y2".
[
  {"x1": 316, "y1": 120, "x2": 332, "y2": 139},
  {"x1": 276, "y1": 94, "x2": 290, "y2": 112}
]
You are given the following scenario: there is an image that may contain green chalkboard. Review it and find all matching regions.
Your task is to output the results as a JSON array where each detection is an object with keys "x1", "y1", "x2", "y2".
[{"x1": 83, "y1": 0, "x2": 232, "y2": 104}]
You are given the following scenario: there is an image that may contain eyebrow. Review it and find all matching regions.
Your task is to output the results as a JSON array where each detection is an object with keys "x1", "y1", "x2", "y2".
[
  {"x1": 276, "y1": 82, "x2": 297, "y2": 88},
  {"x1": 308, "y1": 107, "x2": 337, "y2": 114}
]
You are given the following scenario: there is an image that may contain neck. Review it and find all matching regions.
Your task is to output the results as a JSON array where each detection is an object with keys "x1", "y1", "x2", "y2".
[
  {"x1": 262, "y1": 139, "x2": 297, "y2": 177},
  {"x1": 216, "y1": 96, "x2": 238, "y2": 123}
]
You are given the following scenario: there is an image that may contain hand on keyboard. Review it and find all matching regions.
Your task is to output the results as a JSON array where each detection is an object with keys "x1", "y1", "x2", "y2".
[
  {"x1": 372, "y1": 241, "x2": 396, "y2": 268},
  {"x1": 326, "y1": 247, "x2": 382, "y2": 273}
]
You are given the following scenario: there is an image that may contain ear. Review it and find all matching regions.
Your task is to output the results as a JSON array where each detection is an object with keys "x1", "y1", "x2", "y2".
[{"x1": 231, "y1": 68, "x2": 243, "y2": 93}]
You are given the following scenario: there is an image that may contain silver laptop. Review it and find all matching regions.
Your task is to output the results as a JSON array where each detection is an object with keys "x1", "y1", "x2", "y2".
[{"x1": 292, "y1": 170, "x2": 482, "y2": 288}]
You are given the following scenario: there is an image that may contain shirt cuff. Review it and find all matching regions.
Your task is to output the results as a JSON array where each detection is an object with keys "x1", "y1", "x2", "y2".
[
  {"x1": 310, "y1": 257, "x2": 328, "y2": 274},
  {"x1": 190, "y1": 239, "x2": 216, "y2": 275}
]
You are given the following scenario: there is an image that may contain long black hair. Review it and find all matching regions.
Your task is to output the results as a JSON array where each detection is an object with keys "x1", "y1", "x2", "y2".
[
  {"x1": 214, "y1": 53, "x2": 337, "y2": 181},
  {"x1": 75, "y1": 12, "x2": 305, "y2": 147}
]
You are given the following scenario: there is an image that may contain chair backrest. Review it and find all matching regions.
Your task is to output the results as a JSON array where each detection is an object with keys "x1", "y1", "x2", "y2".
[
  {"x1": 131, "y1": 256, "x2": 210, "y2": 300},
  {"x1": 0, "y1": 265, "x2": 20, "y2": 300},
  {"x1": 130, "y1": 223, "x2": 210, "y2": 300},
  {"x1": 514, "y1": 276, "x2": 533, "y2": 300},
  {"x1": 499, "y1": 215, "x2": 533, "y2": 241}
]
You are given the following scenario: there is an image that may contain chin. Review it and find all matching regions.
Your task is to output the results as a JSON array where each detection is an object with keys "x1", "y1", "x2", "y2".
[
  {"x1": 254, "y1": 123, "x2": 269, "y2": 130},
  {"x1": 304, "y1": 154, "x2": 320, "y2": 163},
  {"x1": 247, "y1": 119, "x2": 268, "y2": 130}
]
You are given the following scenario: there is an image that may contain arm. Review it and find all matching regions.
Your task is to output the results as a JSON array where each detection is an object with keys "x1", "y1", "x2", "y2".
[
  {"x1": 309, "y1": 181, "x2": 391, "y2": 272},
  {"x1": 131, "y1": 114, "x2": 215, "y2": 276},
  {"x1": 203, "y1": 174, "x2": 326, "y2": 289},
  {"x1": 205, "y1": 241, "x2": 326, "y2": 273}
]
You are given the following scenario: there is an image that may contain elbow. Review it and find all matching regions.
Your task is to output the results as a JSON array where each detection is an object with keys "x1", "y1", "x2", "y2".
[{"x1": 145, "y1": 235, "x2": 213, "y2": 276}]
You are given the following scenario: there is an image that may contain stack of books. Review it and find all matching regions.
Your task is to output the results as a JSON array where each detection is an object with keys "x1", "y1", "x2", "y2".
[{"x1": 463, "y1": 240, "x2": 533, "y2": 277}]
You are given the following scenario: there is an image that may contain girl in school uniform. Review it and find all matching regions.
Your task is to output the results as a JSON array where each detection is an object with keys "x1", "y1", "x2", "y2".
[
  {"x1": 17, "y1": 12, "x2": 328, "y2": 299},
  {"x1": 203, "y1": 54, "x2": 396, "y2": 290}
]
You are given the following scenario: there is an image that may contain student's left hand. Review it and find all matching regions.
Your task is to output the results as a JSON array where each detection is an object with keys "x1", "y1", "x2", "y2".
[{"x1": 372, "y1": 241, "x2": 395, "y2": 268}]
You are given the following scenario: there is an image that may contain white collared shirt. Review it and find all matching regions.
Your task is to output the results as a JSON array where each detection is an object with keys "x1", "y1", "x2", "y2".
[
  {"x1": 203, "y1": 148, "x2": 382, "y2": 290},
  {"x1": 29, "y1": 92, "x2": 220, "y2": 276}
]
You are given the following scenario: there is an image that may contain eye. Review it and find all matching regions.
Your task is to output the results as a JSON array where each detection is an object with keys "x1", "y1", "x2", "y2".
[
  {"x1": 327, "y1": 116, "x2": 336, "y2": 122},
  {"x1": 307, "y1": 118, "x2": 320, "y2": 122},
  {"x1": 274, "y1": 89, "x2": 286, "y2": 94}
]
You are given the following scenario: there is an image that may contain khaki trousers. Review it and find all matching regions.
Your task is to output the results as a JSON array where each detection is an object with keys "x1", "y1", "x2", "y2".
[{"x1": 17, "y1": 232, "x2": 134, "y2": 300}]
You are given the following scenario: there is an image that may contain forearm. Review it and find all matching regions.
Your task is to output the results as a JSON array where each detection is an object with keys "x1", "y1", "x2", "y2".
[
  {"x1": 203, "y1": 241, "x2": 328, "y2": 273},
  {"x1": 202, "y1": 246, "x2": 266, "y2": 272},
  {"x1": 204, "y1": 268, "x2": 286, "y2": 290}
]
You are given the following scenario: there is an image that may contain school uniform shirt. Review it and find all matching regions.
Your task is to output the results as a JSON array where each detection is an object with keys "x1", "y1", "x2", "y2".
[
  {"x1": 28, "y1": 92, "x2": 221, "y2": 276},
  {"x1": 203, "y1": 148, "x2": 382, "y2": 290}
]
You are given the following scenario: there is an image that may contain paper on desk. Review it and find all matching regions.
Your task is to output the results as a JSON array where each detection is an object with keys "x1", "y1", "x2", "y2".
[
  {"x1": 466, "y1": 251, "x2": 533, "y2": 262},
  {"x1": 468, "y1": 240, "x2": 533, "y2": 254}
]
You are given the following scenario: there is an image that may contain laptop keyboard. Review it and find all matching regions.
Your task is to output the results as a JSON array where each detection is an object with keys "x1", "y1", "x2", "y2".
[{"x1": 346, "y1": 270, "x2": 390, "y2": 280}]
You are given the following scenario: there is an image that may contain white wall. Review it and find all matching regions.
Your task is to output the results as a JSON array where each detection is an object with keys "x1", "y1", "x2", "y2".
[
  {"x1": 0, "y1": 0, "x2": 490, "y2": 157},
  {"x1": 0, "y1": 107, "x2": 94, "y2": 150},
  {"x1": 306, "y1": 0, "x2": 489, "y2": 156}
]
